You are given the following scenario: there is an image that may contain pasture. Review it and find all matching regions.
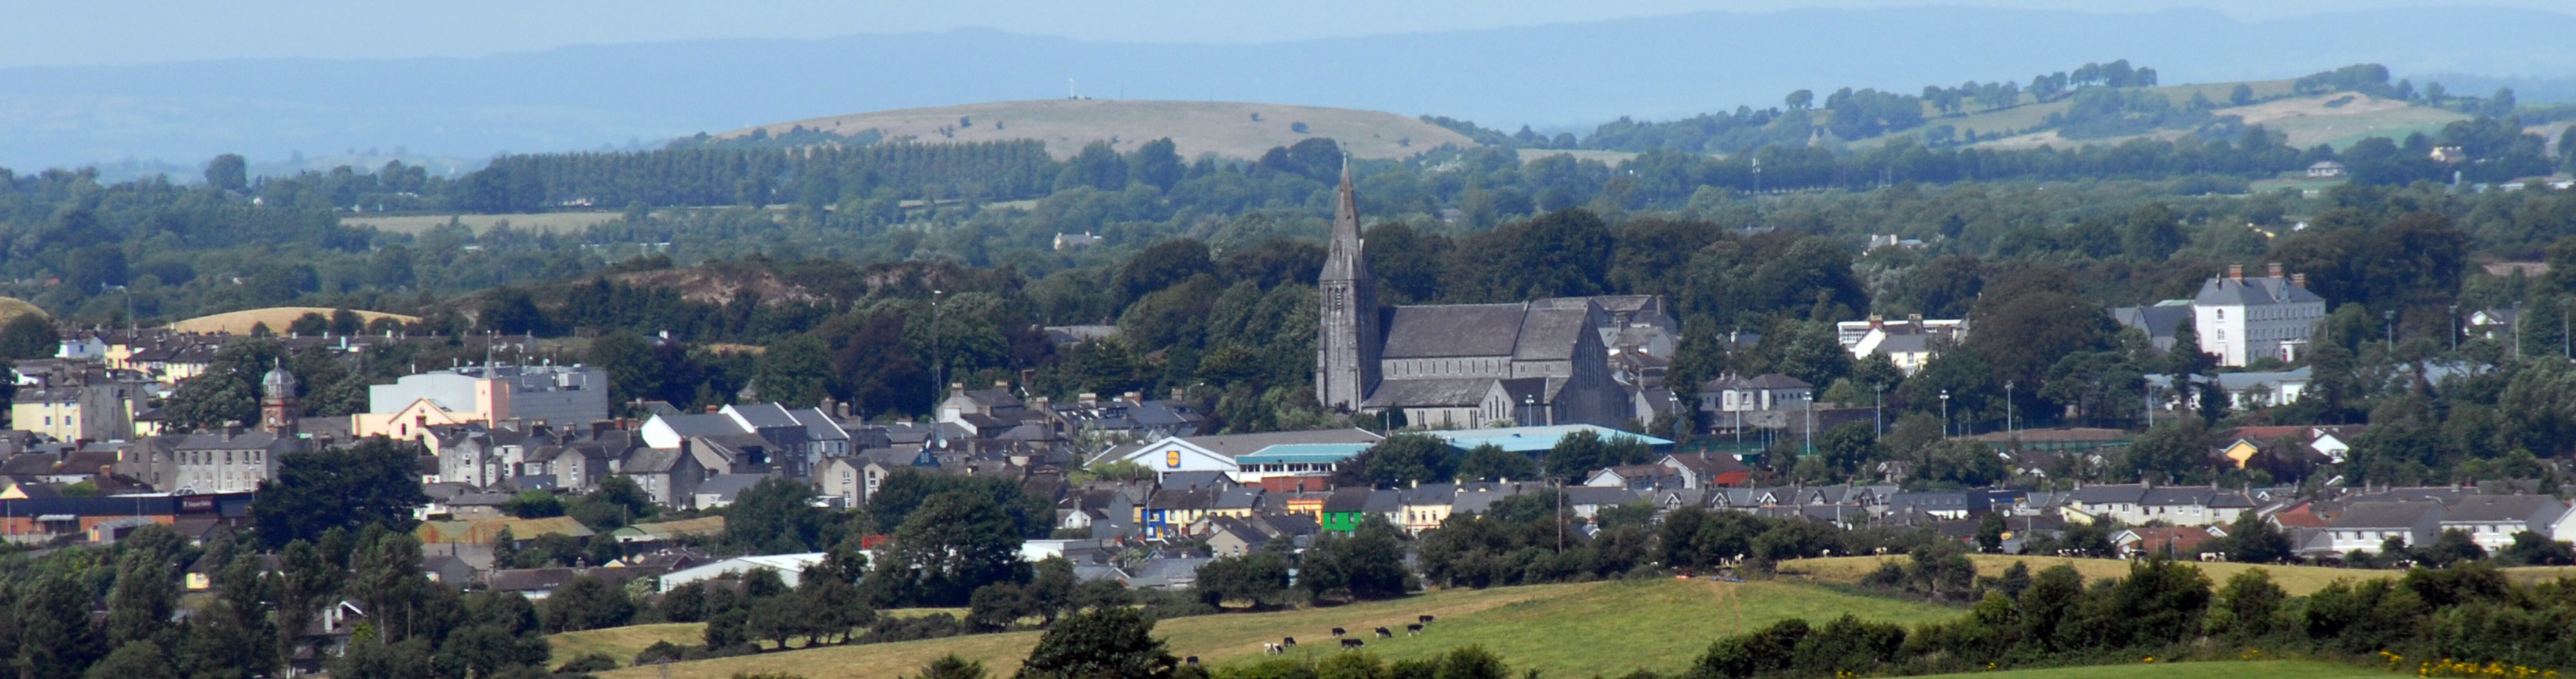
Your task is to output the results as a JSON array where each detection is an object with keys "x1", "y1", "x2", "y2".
[
  {"x1": 1783, "y1": 554, "x2": 2576, "y2": 596},
  {"x1": 590, "y1": 578, "x2": 1958, "y2": 679},
  {"x1": 166, "y1": 306, "x2": 419, "y2": 335},
  {"x1": 0, "y1": 296, "x2": 45, "y2": 325}
]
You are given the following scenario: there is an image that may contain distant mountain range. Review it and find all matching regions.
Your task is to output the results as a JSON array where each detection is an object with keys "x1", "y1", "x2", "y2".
[{"x1": 4, "y1": 6, "x2": 2573, "y2": 177}]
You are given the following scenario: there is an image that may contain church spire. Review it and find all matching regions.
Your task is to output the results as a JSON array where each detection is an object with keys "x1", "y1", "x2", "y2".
[{"x1": 1316, "y1": 152, "x2": 1379, "y2": 413}]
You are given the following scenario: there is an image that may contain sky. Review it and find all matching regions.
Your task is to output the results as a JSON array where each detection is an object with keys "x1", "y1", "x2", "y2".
[{"x1": 6, "y1": 0, "x2": 2568, "y2": 68}]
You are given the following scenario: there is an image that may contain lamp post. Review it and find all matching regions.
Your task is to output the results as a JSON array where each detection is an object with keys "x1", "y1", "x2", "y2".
[
  {"x1": 1939, "y1": 389, "x2": 1951, "y2": 438},
  {"x1": 931, "y1": 290, "x2": 945, "y2": 392},
  {"x1": 1523, "y1": 395, "x2": 1535, "y2": 428},
  {"x1": 2449, "y1": 303, "x2": 2458, "y2": 352},
  {"x1": 2005, "y1": 380, "x2": 2015, "y2": 436}
]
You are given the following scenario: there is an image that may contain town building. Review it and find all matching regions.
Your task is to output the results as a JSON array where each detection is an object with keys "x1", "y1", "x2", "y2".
[
  {"x1": 1835, "y1": 314, "x2": 1964, "y2": 375},
  {"x1": 1315, "y1": 161, "x2": 1637, "y2": 428},
  {"x1": 2193, "y1": 264, "x2": 2326, "y2": 367},
  {"x1": 353, "y1": 365, "x2": 610, "y2": 439}
]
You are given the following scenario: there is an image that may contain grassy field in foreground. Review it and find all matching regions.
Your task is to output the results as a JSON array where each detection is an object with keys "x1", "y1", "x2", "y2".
[
  {"x1": 550, "y1": 622, "x2": 704, "y2": 666},
  {"x1": 1918, "y1": 659, "x2": 2385, "y2": 679},
  {"x1": 595, "y1": 578, "x2": 1958, "y2": 679}
]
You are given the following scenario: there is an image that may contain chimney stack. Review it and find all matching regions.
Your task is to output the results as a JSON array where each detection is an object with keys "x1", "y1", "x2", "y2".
[
  {"x1": 2227, "y1": 264, "x2": 2244, "y2": 282},
  {"x1": 2267, "y1": 262, "x2": 2283, "y2": 278},
  {"x1": 2292, "y1": 273, "x2": 2307, "y2": 288},
  {"x1": 1079, "y1": 393, "x2": 1099, "y2": 408},
  {"x1": 704, "y1": 404, "x2": 719, "y2": 414},
  {"x1": 1908, "y1": 313, "x2": 1923, "y2": 327}
]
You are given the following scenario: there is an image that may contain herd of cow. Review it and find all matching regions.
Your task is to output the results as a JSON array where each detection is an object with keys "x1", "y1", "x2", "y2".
[{"x1": 1261, "y1": 615, "x2": 1437, "y2": 655}]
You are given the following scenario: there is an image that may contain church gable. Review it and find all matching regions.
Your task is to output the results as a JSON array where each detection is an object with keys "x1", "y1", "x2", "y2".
[{"x1": 1380, "y1": 304, "x2": 1528, "y2": 359}]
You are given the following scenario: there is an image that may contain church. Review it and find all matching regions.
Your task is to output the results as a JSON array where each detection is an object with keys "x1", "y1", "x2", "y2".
[{"x1": 1315, "y1": 163, "x2": 1656, "y2": 429}]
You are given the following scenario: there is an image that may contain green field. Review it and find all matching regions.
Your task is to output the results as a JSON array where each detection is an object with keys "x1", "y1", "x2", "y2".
[
  {"x1": 727, "y1": 99, "x2": 1476, "y2": 162},
  {"x1": 1917, "y1": 660, "x2": 2385, "y2": 679},
  {"x1": 591, "y1": 579, "x2": 1957, "y2": 679}
]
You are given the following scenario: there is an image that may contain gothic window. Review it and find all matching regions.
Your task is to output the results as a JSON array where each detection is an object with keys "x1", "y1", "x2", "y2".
[{"x1": 1331, "y1": 288, "x2": 1345, "y2": 314}]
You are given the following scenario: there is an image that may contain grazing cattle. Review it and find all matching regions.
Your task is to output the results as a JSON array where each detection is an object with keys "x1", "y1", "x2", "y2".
[
  {"x1": 1418, "y1": 615, "x2": 1436, "y2": 624},
  {"x1": 1341, "y1": 638, "x2": 1366, "y2": 650},
  {"x1": 1330, "y1": 627, "x2": 1347, "y2": 638},
  {"x1": 1185, "y1": 657, "x2": 1199, "y2": 666},
  {"x1": 1264, "y1": 644, "x2": 1283, "y2": 655},
  {"x1": 1405, "y1": 623, "x2": 1423, "y2": 635},
  {"x1": 1282, "y1": 637, "x2": 1297, "y2": 648},
  {"x1": 1374, "y1": 626, "x2": 1393, "y2": 638}
]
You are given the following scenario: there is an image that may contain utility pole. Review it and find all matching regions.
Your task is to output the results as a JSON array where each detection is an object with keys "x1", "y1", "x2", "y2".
[
  {"x1": 2449, "y1": 303, "x2": 2458, "y2": 352},
  {"x1": 1940, "y1": 389, "x2": 1951, "y2": 438},
  {"x1": 1874, "y1": 384, "x2": 1884, "y2": 439},
  {"x1": 931, "y1": 290, "x2": 945, "y2": 391}
]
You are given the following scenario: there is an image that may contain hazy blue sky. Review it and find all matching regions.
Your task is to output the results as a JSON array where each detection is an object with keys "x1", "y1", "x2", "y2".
[{"x1": 5, "y1": 0, "x2": 2562, "y2": 68}]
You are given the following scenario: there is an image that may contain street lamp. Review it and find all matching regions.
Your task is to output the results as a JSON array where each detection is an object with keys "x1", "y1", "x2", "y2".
[
  {"x1": 942, "y1": 292, "x2": 953, "y2": 395},
  {"x1": 1939, "y1": 389, "x2": 1951, "y2": 438},
  {"x1": 2005, "y1": 380, "x2": 2015, "y2": 436}
]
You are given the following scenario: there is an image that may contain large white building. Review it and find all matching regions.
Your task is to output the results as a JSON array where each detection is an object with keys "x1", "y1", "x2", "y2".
[
  {"x1": 2192, "y1": 264, "x2": 2326, "y2": 367},
  {"x1": 354, "y1": 365, "x2": 609, "y2": 439}
]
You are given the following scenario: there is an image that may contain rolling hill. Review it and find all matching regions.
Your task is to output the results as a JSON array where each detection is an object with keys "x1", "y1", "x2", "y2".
[{"x1": 720, "y1": 99, "x2": 1476, "y2": 161}]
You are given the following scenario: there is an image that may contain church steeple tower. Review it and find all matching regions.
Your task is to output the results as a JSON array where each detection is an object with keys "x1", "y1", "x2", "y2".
[{"x1": 1317, "y1": 156, "x2": 1381, "y2": 413}]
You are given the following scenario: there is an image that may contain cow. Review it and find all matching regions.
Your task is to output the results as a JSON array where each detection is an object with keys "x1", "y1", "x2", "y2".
[
  {"x1": 1282, "y1": 637, "x2": 1297, "y2": 648},
  {"x1": 1418, "y1": 615, "x2": 1436, "y2": 624},
  {"x1": 1185, "y1": 657, "x2": 1200, "y2": 666},
  {"x1": 1340, "y1": 638, "x2": 1366, "y2": 650},
  {"x1": 1264, "y1": 644, "x2": 1283, "y2": 655},
  {"x1": 1330, "y1": 627, "x2": 1347, "y2": 638},
  {"x1": 1374, "y1": 626, "x2": 1393, "y2": 638},
  {"x1": 1405, "y1": 623, "x2": 1423, "y2": 635}
]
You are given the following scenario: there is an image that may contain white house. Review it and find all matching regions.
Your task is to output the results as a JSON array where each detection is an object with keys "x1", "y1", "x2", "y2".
[
  {"x1": 2193, "y1": 263, "x2": 2326, "y2": 367},
  {"x1": 2440, "y1": 495, "x2": 2568, "y2": 552},
  {"x1": 2322, "y1": 502, "x2": 2444, "y2": 554},
  {"x1": 657, "y1": 552, "x2": 830, "y2": 593}
]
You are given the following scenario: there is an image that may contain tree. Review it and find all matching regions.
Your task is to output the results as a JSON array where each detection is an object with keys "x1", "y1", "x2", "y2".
[
  {"x1": 542, "y1": 575, "x2": 635, "y2": 632},
  {"x1": 1974, "y1": 512, "x2": 2007, "y2": 553},
  {"x1": 84, "y1": 640, "x2": 175, "y2": 679},
  {"x1": 206, "y1": 153, "x2": 249, "y2": 191},
  {"x1": 723, "y1": 477, "x2": 825, "y2": 554},
  {"x1": 2229, "y1": 83, "x2": 2256, "y2": 106},
  {"x1": 754, "y1": 333, "x2": 834, "y2": 408},
  {"x1": 587, "y1": 330, "x2": 660, "y2": 406},
  {"x1": 2208, "y1": 568, "x2": 2286, "y2": 643},
  {"x1": 1363, "y1": 433, "x2": 1457, "y2": 486},
  {"x1": 2497, "y1": 531, "x2": 2576, "y2": 566},
  {"x1": 251, "y1": 439, "x2": 430, "y2": 548},
  {"x1": 1297, "y1": 516, "x2": 1411, "y2": 601},
  {"x1": 2218, "y1": 508, "x2": 2293, "y2": 563},
  {"x1": 912, "y1": 655, "x2": 990, "y2": 679},
  {"x1": 884, "y1": 490, "x2": 1031, "y2": 606},
  {"x1": 20, "y1": 572, "x2": 105, "y2": 678},
  {"x1": 287, "y1": 312, "x2": 329, "y2": 336},
  {"x1": 1454, "y1": 443, "x2": 1537, "y2": 481},
  {"x1": 0, "y1": 313, "x2": 56, "y2": 361},
  {"x1": 1194, "y1": 552, "x2": 1290, "y2": 609},
  {"x1": 105, "y1": 552, "x2": 176, "y2": 648},
  {"x1": 1014, "y1": 607, "x2": 1176, "y2": 679}
]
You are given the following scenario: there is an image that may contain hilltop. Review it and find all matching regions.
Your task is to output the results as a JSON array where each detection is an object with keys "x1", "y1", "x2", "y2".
[{"x1": 712, "y1": 99, "x2": 1476, "y2": 160}]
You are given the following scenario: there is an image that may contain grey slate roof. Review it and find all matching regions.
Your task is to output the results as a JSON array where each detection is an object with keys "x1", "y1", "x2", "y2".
[
  {"x1": 1380, "y1": 304, "x2": 1533, "y2": 358},
  {"x1": 1511, "y1": 306, "x2": 1594, "y2": 362},
  {"x1": 1361, "y1": 378, "x2": 1496, "y2": 409},
  {"x1": 2441, "y1": 495, "x2": 2566, "y2": 523},
  {"x1": 2112, "y1": 305, "x2": 2193, "y2": 341},
  {"x1": 2196, "y1": 275, "x2": 2325, "y2": 307},
  {"x1": 656, "y1": 413, "x2": 745, "y2": 438},
  {"x1": 693, "y1": 474, "x2": 769, "y2": 502},
  {"x1": 2329, "y1": 501, "x2": 2443, "y2": 530}
]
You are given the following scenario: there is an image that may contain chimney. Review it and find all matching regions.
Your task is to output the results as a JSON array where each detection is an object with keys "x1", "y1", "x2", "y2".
[
  {"x1": 1868, "y1": 314, "x2": 1883, "y2": 329},
  {"x1": 993, "y1": 380, "x2": 1009, "y2": 391},
  {"x1": 950, "y1": 383, "x2": 966, "y2": 398},
  {"x1": 1123, "y1": 391, "x2": 1143, "y2": 404},
  {"x1": 1170, "y1": 387, "x2": 1184, "y2": 402},
  {"x1": 1907, "y1": 313, "x2": 1923, "y2": 327},
  {"x1": 704, "y1": 405, "x2": 719, "y2": 414},
  {"x1": 2227, "y1": 264, "x2": 2244, "y2": 282},
  {"x1": 2292, "y1": 273, "x2": 2307, "y2": 288},
  {"x1": 1079, "y1": 393, "x2": 1099, "y2": 408},
  {"x1": 2266, "y1": 262, "x2": 2283, "y2": 278}
]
